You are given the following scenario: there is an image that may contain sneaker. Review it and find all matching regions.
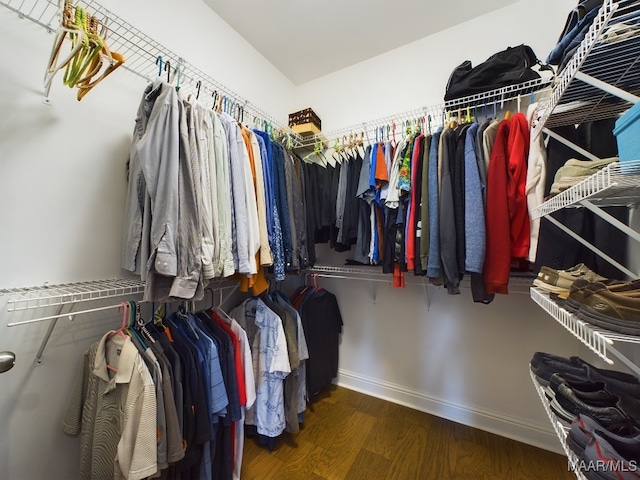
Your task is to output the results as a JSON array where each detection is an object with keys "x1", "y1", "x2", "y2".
[
  {"x1": 567, "y1": 414, "x2": 640, "y2": 456},
  {"x1": 534, "y1": 263, "x2": 606, "y2": 298},
  {"x1": 578, "y1": 430, "x2": 640, "y2": 479}
]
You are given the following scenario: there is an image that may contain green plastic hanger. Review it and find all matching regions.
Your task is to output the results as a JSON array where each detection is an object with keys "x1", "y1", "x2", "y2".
[{"x1": 44, "y1": 1, "x2": 87, "y2": 97}]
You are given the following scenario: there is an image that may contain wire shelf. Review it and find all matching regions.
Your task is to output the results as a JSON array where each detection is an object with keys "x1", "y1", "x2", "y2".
[
  {"x1": 529, "y1": 368, "x2": 587, "y2": 480},
  {"x1": 533, "y1": 0, "x2": 640, "y2": 134},
  {"x1": 297, "y1": 77, "x2": 553, "y2": 148},
  {"x1": 532, "y1": 160, "x2": 640, "y2": 218},
  {"x1": 0, "y1": 278, "x2": 145, "y2": 311},
  {"x1": 0, "y1": 0, "x2": 301, "y2": 141},
  {"x1": 530, "y1": 287, "x2": 640, "y2": 369},
  {"x1": 307, "y1": 265, "x2": 534, "y2": 294}
]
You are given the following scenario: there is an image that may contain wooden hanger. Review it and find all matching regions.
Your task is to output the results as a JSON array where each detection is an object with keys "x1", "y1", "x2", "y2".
[{"x1": 75, "y1": 17, "x2": 125, "y2": 100}]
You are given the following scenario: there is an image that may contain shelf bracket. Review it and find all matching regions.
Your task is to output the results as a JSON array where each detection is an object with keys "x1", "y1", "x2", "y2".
[
  {"x1": 580, "y1": 200, "x2": 640, "y2": 244},
  {"x1": 542, "y1": 128, "x2": 600, "y2": 162},
  {"x1": 574, "y1": 71, "x2": 640, "y2": 105},
  {"x1": 542, "y1": 215, "x2": 637, "y2": 279},
  {"x1": 608, "y1": 344, "x2": 640, "y2": 379},
  {"x1": 422, "y1": 281, "x2": 431, "y2": 310}
]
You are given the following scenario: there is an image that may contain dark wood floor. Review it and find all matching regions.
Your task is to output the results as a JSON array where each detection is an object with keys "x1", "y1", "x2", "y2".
[{"x1": 241, "y1": 385, "x2": 574, "y2": 480}]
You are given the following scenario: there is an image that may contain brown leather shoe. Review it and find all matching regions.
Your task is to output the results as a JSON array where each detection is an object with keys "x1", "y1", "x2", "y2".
[
  {"x1": 534, "y1": 263, "x2": 607, "y2": 299},
  {"x1": 563, "y1": 279, "x2": 640, "y2": 313},
  {"x1": 577, "y1": 283, "x2": 640, "y2": 335}
]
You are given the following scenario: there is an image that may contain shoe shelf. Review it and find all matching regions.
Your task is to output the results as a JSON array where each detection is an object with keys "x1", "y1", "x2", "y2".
[
  {"x1": 529, "y1": 367, "x2": 588, "y2": 480},
  {"x1": 533, "y1": 0, "x2": 640, "y2": 137},
  {"x1": 529, "y1": 0, "x2": 640, "y2": 278},
  {"x1": 532, "y1": 159, "x2": 640, "y2": 218},
  {"x1": 530, "y1": 287, "x2": 640, "y2": 378}
]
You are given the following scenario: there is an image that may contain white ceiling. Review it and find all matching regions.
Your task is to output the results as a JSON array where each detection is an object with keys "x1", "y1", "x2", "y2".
[{"x1": 203, "y1": 0, "x2": 521, "y2": 85}]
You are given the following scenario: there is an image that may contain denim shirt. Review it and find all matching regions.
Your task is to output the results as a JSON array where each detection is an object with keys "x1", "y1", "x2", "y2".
[{"x1": 255, "y1": 131, "x2": 285, "y2": 280}]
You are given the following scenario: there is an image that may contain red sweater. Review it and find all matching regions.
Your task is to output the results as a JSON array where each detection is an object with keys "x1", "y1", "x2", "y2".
[
  {"x1": 484, "y1": 120, "x2": 511, "y2": 294},
  {"x1": 406, "y1": 135, "x2": 424, "y2": 271},
  {"x1": 507, "y1": 113, "x2": 530, "y2": 259}
]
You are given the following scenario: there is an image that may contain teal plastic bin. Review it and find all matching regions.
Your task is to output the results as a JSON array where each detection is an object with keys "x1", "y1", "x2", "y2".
[{"x1": 613, "y1": 103, "x2": 640, "y2": 174}]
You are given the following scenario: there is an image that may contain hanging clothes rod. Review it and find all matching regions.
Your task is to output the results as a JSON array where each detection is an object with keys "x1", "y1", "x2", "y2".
[
  {"x1": 0, "y1": 0, "x2": 302, "y2": 142},
  {"x1": 298, "y1": 76, "x2": 554, "y2": 147},
  {"x1": 7, "y1": 303, "x2": 127, "y2": 327},
  {"x1": 306, "y1": 265, "x2": 534, "y2": 295}
]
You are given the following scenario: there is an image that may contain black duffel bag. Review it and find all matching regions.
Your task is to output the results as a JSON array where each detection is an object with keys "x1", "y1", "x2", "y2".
[{"x1": 444, "y1": 44, "x2": 544, "y2": 101}]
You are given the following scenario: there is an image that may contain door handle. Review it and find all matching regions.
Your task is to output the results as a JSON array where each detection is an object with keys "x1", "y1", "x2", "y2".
[{"x1": 0, "y1": 352, "x2": 16, "y2": 373}]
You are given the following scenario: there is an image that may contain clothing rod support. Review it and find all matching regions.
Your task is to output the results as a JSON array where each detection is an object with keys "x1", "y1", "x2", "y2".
[
  {"x1": 422, "y1": 282, "x2": 431, "y2": 310},
  {"x1": 581, "y1": 199, "x2": 640, "y2": 246},
  {"x1": 33, "y1": 304, "x2": 66, "y2": 367},
  {"x1": 574, "y1": 71, "x2": 640, "y2": 105},
  {"x1": 543, "y1": 215, "x2": 636, "y2": 278},
  {"x1": 608, "y1": 344, "x2": 640, "y2": 379},
  {"x1": 542, "y1": 128, "x2": 600, "y2": 161},
  {"x1": 8, "y1": 303, "x2": 128, "y2": 327}
]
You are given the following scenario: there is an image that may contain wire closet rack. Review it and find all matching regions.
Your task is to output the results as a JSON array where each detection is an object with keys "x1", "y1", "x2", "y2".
[
  {"x1": 0, "y1": 0, "x2": 303, "y2": 142},
  {"x1": 532, "y1": 0, "x2": 640, "y2": 135},
  {"x1": 297, "y1": 76, "x2": 554, "y2": 148},
  {"x1": 1, "y1": 277, "x2": 240, "y2": 365},
  {"x1": 529, "y1": 368, "x2": 588, "y2": 480},
  {"x1": 0, "y1": 277, "x2": 145, "y2": 312},
  {"x1": 533, "y1": 159, "x2": 640, "y2": 218},
  {"x1": 530, "y1": 288, "x2": 640, "y2": 377}
]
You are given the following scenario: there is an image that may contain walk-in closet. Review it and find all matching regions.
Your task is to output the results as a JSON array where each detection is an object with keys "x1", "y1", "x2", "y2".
[{"x1": 1, "y1": 0, "x2": 640, "y2": 479}]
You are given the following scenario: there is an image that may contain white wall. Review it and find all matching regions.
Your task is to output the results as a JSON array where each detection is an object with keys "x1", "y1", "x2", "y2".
[
  {"x1": 294, "y1": 0, "x2": 576, "y2": 132},
  {"x1": 0, "y1": 2, "x2": 295, "y2": 479}
]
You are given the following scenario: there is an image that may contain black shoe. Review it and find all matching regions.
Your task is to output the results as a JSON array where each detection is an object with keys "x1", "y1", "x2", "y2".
[
  {"x1": 548, "y1": 373, "x2": 618, "y2": 406},
  {"x1": 573, "y1": 357, "x2": 640, "y2": 398},
  {"x1": 530, "y1": 352, "x2": 587, "y2": 387},
  {"x1": 549, "y1": 373, "x2": 640, "y2": 421},
  {"x1": 550, "y1": 383, "x2": 633, "y2": 426},
  {"x1": 530, "y1": 352, "x2": 640, "y2": 396}
]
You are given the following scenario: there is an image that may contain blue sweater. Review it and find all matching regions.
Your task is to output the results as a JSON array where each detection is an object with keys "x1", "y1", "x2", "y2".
[
  {"x1": 426, "y1": 127, "x2": 443, "y2": 278},
  {"x1": 463, "y1": 123, "x2": 486, "y2": 273}
]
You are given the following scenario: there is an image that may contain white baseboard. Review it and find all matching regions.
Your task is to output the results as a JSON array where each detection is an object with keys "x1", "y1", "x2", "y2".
[{"x1": 334, "y1": 368, "x2": 563, "y2": 455}]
